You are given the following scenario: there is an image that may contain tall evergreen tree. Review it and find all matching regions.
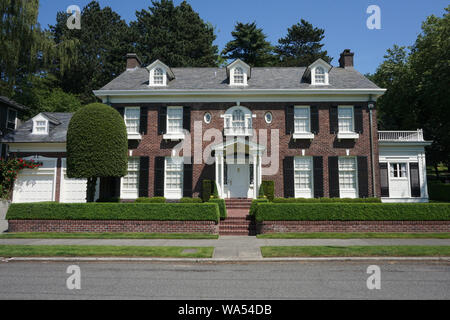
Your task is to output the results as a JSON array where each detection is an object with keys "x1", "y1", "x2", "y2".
[
  {"x1": 50, "y1": 1, "x2": 133, "y2": 103},
  {"x1": 131, "y1": 0, "x2": 218, "y2": 67},
  {"x1": 275, "y1": 19, "x2": 332, "y2": 66},
  {"x1": 221, "y1": 22, "x2": 275, "y2": 67}
]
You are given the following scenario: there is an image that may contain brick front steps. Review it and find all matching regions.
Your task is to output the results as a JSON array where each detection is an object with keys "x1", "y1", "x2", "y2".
[{"x1": 220, "y1": 199, "x2": 254, "y2": 235}]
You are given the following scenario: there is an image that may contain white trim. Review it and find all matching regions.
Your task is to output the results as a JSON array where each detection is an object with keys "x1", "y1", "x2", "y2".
[
  {"x1": 120, "y1": 157, "x2": 140, "y2": 200},
  {"x1": 338, "y1": 156, "x2": 358, "y2": 198},
  {"x1": 293, "y1": 106, "x2": 314, "y2": 139},
  {"x1": 31, "y1": 114, "x2": 50, "y2": 135},
  {"x1": 164, "y1": 157, "x2": 184, "y2": 200},
  {"x1": 7, "y1": 143, "x2": 67, "y2": 153},
  {"x1": 124, "y1": 106, "x2": 142, "y2": 140},
  {"x1": 294, "y1": 156, "x2": 314, "y2": 198}
]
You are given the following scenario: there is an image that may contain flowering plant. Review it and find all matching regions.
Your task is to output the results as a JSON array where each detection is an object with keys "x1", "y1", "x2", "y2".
[{"x1": 0, "y1": 158, "x2": 42, "y2": 200}]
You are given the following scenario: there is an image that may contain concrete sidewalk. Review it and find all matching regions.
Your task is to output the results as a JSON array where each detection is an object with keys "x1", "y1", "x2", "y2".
[{"x1": 1, "y1": 236, "x2": 449, "y2": 260}]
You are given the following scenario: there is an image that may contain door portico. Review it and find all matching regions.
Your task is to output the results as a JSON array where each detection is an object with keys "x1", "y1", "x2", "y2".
[{"x1": 212, "y1": 138, "x2": 265, "y2": 199}]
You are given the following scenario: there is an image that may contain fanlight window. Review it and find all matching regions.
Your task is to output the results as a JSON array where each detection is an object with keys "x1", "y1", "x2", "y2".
[
  {"x1": 224, "y1": 106, "x2": 253, "y2": 136},
  {"x1": 315, "y1": 67, "x2": 325, "y2": 84},
  {"x1": 233, "y1": 67, "x2": 244, "y2": 84}
]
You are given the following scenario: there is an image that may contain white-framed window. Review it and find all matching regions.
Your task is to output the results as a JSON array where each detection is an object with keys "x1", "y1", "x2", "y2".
[
  {"x1": 294, "y1": 106, "x2": 310, "y2": 133},
  {"x1": 122, "y1": 157, "x2": 140, "y2": 194},
  {"x1": 33, "y1": 120, "x2": 48, "y2": 134},
  {"x1": 124, "y1": 107, "x2": 140, "y2": 134},
  {"x1": 165, "y1": 157, "x2": 183, "y2": 191},
  {"x1": 167, "y1": 106, "x2": 183, "y2": 134},
  {"x1": 153, "y1": 68, "x2": 164, "y2": 85},
  {"x1": 294, "y1": 157, "x2": 313, "y2": 197},
  {"x1": 315, "y1": 67, "x2": 325, "y2": 84},
  {"x1": 223, "y1": 106, "x2": 252, "y2": 136},
  {"x1": 390, "y1": 163, "x2": 407, "y2": 178},
  {"x1": 338, "y1": 157, "x2": 357, "y2": 191},
  {"x1": 264, "y1": 112, "x2": 273, "y2": 124},
  {"x1": 338, "y1": 106, "x2": 354, "y2": 133},
  {"x1": 234, "y1": 67, "x2": 244, "y2": 84}
]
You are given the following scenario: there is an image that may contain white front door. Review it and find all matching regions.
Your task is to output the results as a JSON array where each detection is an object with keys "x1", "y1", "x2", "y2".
[{"x1": 227, "y1": 164, "x2": 249, "y2": 198}]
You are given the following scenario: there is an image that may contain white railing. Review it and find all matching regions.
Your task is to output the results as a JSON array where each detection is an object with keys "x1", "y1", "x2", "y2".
[
  {"x1": 378, "y1": 129, "x2": 424, "y2": 142},
  {"x1": 224, "y1": 126, "x2": 253, "y2": 136}
]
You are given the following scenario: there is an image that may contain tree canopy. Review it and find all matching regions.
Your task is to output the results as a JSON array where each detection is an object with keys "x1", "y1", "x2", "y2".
[
  {"x1": 275, "y1": 19, "x2": 332, "y2": 66},
  {"x1": 221, "y1": 22, "x2": 275, "y2": 67},
  {"x1": 67, "y1": 103, "x2": 128, "y2": 202},
  {"x1": 131, "y1": 0, "x2": 218, "y2": 67}
]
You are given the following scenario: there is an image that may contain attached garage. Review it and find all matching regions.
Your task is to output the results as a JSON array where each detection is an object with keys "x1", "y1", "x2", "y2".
[
  {"x1": 60, "y1": 158, "x2": 88, "y2": 203},
  {"x1": 13, "y1": 157, "x2": 57, "y2": 203}
]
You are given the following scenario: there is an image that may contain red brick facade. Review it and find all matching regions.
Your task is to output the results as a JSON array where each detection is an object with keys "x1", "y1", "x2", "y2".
[
  {"x1": 112, "y1": 101, "x2": 380, "y2": 199},
  {"x1": 257, "y1": 220, "x2": 450, "y2": 233},
  {"x1": 8, "y1": 219, "x2": 219, "y2": 234}
]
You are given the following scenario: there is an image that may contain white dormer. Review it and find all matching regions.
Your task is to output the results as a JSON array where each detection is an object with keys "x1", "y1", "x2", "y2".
[
  {"x1": 147, "y1": 60, "x2": 175, "y2": 87},
  {"x1": 306, "y1": 58, "x2": 332, "y2": 86},
  {"x1": 31, "y1": 114, "x2": 50, "y2": 135},
  {"x1": 226, "y1": 59, "x2": 251, "y2": 86}
]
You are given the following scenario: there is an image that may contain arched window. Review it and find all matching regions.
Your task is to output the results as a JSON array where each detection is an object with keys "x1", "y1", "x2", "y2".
[
  {"x1": 315, "y1": 66, "x2": 325, "y2": 84},
  {"x1": 153, "y1": 68, "x2": 164, "y2": 85},
  {"x1": 233, "y1": 67, "x2": 244, "y2": 84},
  {"x1": 224, "y1": 106, "x2": 252, "y2": 136},
  {"x1": 232, "y1": 109, "x2": 245, "y2": 133}
]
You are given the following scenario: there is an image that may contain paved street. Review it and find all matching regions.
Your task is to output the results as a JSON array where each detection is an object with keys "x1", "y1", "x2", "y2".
[{"x1": 0, "y1": 261, "x2": 449, "y2": 299}]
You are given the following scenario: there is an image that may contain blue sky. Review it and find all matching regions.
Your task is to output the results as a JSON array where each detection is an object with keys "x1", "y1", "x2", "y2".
[{"x1": 37, "y1": 0, "x2": 448, "y2": 74}]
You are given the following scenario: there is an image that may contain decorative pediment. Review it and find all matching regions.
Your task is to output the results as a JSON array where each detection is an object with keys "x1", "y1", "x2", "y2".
[
  {"x1": 146, "y1": 60, "x2": 175, "y2": 86},
  {"x1": 226, "y1": 59, "x2": 251, "y2": 85},
  {"x1": 304, "y1": 58, "x2": 332, "y2": 85}
]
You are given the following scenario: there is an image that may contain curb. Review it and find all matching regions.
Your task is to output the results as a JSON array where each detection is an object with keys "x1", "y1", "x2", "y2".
[{"x1": 1, "y1": 256, "x2": 449, "y2": 263}]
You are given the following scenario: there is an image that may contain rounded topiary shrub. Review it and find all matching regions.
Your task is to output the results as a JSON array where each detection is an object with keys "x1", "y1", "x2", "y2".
[{"x1": 67, "y1": 103, "x2": 128, "y2": 201}]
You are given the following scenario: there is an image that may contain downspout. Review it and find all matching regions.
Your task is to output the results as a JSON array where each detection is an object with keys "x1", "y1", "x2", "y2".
[{"x1": 368, "y1": 98, "x2": 376, "y2": 197}]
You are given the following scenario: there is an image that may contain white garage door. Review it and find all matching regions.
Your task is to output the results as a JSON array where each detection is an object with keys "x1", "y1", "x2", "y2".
[
  {"x1": 60, "y1": 159, "x2": 98, "y2": 203},
  {"x1": 13, "y1": 157, "x2": 57, "y2": 203}
]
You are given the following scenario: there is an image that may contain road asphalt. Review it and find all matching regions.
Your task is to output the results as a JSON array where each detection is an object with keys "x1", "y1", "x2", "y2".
[{"x1": 0, "y1": 237, "x2": 449, "y2": 260}]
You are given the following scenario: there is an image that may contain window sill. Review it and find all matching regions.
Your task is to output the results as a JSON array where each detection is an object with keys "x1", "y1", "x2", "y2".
[
  {"x1": 127, "y1": 133, "x2": 142, "y2": 140},
  {"x1": 337, "y1": 132, "x2": 359, "y2": 140},
  {"x1": 163, "y1": 133, "x2": 185, "y2": 141},
  {"x1": 293, "y1": 132, "x2": 315, "y2": 140}
]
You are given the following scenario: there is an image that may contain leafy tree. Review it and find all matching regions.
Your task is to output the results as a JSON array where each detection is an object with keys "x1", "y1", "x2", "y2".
[
  {"x1": 67, "y1": 103, "x2": 128, "y2": 202},
  {"x1": 131, "y1": 0, "x2": 218, "y2": 67},
  {"x1": 50, "y1": 1, "x2": 133, "y2": 103},
  {"x1": 275, "y1": 19, "x2": 332, "y2": 66},
  {"x1": 369, "y1": 6, "x2": 450, "y2": 172},
  {"x1": 221, "y1": 22, "x2": 275, "y2": 67}
]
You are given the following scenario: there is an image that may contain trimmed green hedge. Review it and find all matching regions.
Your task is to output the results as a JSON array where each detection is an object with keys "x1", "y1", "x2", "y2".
[
  {"x1": 6, "y1": 203, "x2": 220, "y2": 223},
  {"x1": 261, "y1": 181, "x2": 275, "y2": 201},
  {"x1": 428, "y1": 183, "x2": 450, "y2": 202},
  {"x1": 135, "y1": 197, "x2": 166, "y2": 203},
  {"x1": 255, "y1": 203, "x2": 450, "y2": 222},
  {"x1": 272, "y1": 197, "x2": 381, "y2": 203},
  {"x1": 209, "y1": 198, "x2": 227, "y2": 219},
  {"x1": 180, "y1": 197, "x2": 203, "y2": 203},
  {"x1": 202, "y1": 180, "x2": 212, "y2": 202},
  {"x1": 249, "y1": 199, "x2": 269, "y2": 216}
]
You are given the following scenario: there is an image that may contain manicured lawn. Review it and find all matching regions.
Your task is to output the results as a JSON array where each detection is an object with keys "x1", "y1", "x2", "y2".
[
  {"x1": 257, "y1": 232, "x2": 450, "y2": 239},
  {"x1": 261, "y1": 246, "x2": 450, "y2": 257},
  {"x1": 0, "y1": 232, "x2": 218, "y2": 239},
  {"x1": 0, "y1": 245, "x2": 214, "y2": 258}
]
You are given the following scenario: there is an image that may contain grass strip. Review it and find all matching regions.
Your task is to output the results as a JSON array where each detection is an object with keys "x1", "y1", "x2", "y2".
[
  {"x1": 257, "y1": 232, "x2": 450, "y2": 239},
  {"x1": 0, "y1": 232, "x2": 218, "y2": 239},
  {"x1": 260, "y1": 246, "x2": 450, "y2": 257},
  {"x1": 0, "y1": 245, "x2": 214, "y2": 258}
]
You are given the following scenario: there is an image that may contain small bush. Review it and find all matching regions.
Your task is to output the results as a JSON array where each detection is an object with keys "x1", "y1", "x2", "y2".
[
  {"x1": 7, "y1": 203, "x2": 220, "y2": 222},
  {"x1": 202, "y1": 180, "x2": 212, "y2": 202},
  {"x1": 428, "y1": 183, "x2": 450, "y2": 202},
  {"x1": 180, "y1": 197, "x2": 202, "y2": 203},
  {"x1": 212, "y1": 182, "x2": 219, "y2": 198},
  {"x1": 261, "y1": 181, "x2": 275, "y2": 201},
  {"x1": 249, "y1": 198, "x2": 269, "y2": 216},
  {"x1": 209, "y1": 198, "x2": 227, "y2": 219},
  {"x1": 258, "y1": 183, "x2": 266, "y2": 199},
  {"x1": 96, "y1": 197, "x2": 120, "y2": 203},
  {"x1": 254, "y1": 203, "x2": 450, "y2": 222},
  {"x1": 135, "y1": 197, "x2": 166, "y2": 203}
]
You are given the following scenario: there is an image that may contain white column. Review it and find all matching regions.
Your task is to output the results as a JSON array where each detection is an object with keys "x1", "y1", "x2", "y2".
[
  {"x1": 219, "y1": 151, "x2": 224, "y2": 198},
  {"x1": 253, "y1": 153, "x2": 258, "y2": 199},
  {"x1": 420, "y1": 151, "x2": 429, "y2": 199}
]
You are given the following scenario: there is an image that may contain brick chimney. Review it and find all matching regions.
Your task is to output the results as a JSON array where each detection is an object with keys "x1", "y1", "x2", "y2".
[
  {"x1": 126, "y1": 53, "x2": 142, "y2": 70},
  {"x1": 339, "y1": 49, "x2": 354, "y2": 68}
]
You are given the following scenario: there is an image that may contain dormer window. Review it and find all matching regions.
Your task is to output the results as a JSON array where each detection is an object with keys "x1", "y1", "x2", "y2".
[
  {"x1": 227, "y1": 59, "x2": 251, "y2": 86},
  {"x1": 307, "y1": 58, "x2": 332, "y2": 86},
  {"x1": 147, "y1": 60, "x2": 175, "y2": 87},
  {"x1": 33, "y1": 119, "x2": 48, "y2": 135},
  {"x1": 234, "y1": 67, "x2": 244, "y2": 84},
  {"x1": 315, "y1": 67, "x2": 325, "y2": 84}
]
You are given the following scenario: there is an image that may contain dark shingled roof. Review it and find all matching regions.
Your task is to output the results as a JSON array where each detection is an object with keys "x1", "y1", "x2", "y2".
[
  {"x1": 0, "y1": 96, "x2": 28, "y2": 111},
  {"x1": 99, "y1": 66, "x2": 380, "y2": 91},
  {"x1": 2, "y1": 113, "x2": 73, "y2": 143}
]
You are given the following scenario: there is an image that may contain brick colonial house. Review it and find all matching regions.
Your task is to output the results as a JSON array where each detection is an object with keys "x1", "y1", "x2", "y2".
[{"x1": 3, "y1": 50, "x2": 432, "y2": 203}]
